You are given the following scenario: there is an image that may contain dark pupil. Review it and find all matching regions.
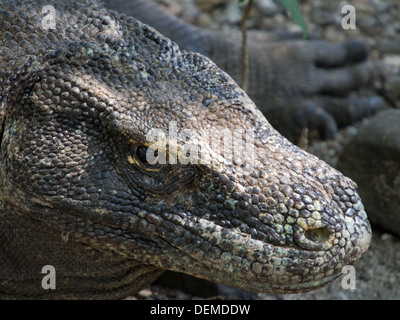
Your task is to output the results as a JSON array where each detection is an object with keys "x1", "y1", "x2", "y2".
[{"x1": 136, "y1": 146, "x2": 149, "y2": 164}]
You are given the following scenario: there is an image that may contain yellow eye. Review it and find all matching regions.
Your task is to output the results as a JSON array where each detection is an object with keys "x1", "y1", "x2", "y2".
[
  {"x1": 128, "y1": 145, "x2": 161, "y2": 172},
  {"x1": 136, "y1": 146, "x2": 150, "y2": 165}
]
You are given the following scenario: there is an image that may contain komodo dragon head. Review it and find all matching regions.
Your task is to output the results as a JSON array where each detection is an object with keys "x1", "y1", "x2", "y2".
[{"x1": 0, "y1": 0, "x2": 371, "y2": 297}]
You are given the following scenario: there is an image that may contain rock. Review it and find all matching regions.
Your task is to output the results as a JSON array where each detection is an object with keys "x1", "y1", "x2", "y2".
[
  {"x1": 384, "y1": 55, "x2": 400, "y2": 68},
  {"x1": 324, "y1": 25, "x2": 347, "y2": 42},
  {"x1": 214, "y1": 1, "x2": 243, "y2": 25},
  {"x1": 137, "y1": 288, "x2": 153, "y2": 299},
  {"x1": 378, "y1": 38, "x2": 400, "y2": 54},
  {"x1": 255, "y1": 0, "x2": 281, "y2": 16},
  {"x1": 194, "y1": 0, "x2": 230, "y2": 11},
  {"x1": 155, "y1": 0, "x2": 183, "y2": 17},
  {"x1": 311, "y1": 9, "x2": 335, "y2": 27},
  {"x1": 337, "y1": 109, "x2": 400, "y2": 237}
]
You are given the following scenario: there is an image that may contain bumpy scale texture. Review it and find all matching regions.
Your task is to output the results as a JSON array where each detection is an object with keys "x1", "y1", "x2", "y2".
[
  {"x1": 0, "y1": 0, "x2": 371, "y2": 298},
  {"x1": 106, "y1": 0, "x2": 386, "y2": 142}
]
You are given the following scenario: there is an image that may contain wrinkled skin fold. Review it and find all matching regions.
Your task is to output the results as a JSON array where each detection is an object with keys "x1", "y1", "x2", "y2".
[{"x1": 0, "y1": 0, "x2": 371, "y2": 298}]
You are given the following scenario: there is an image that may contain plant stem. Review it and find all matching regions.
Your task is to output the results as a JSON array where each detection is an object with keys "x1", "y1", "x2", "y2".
[{"x1": 240, "y1": 0, "x2": 254, "y2": 92}]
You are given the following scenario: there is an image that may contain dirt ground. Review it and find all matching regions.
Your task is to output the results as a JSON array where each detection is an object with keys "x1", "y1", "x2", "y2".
[{"x1": 128, "y1": 0, "x2": 400, "y2": 300}]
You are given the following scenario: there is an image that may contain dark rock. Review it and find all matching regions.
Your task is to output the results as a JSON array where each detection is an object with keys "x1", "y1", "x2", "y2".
[{"x1": 338, "y1": 109, "x2": 400, "y2": 237}]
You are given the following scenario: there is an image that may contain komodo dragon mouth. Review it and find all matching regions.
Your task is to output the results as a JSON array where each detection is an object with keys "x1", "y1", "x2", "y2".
[{"x1": 0, "y1": 0, "x2": 371, "y2": 298}]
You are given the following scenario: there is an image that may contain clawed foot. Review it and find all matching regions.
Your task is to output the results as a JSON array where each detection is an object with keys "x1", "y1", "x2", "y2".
[{"x1": 246, "y1": 36, "x2": 387, "y2": 141}]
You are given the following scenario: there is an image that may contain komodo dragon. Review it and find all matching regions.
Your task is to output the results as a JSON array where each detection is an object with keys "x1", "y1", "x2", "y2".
[
  {"x1": 0, "y1": 0, "x2": 371, "y2": 298},
  {"x1": 106, "y1": 0, "x2": 385, "y2": 142}
]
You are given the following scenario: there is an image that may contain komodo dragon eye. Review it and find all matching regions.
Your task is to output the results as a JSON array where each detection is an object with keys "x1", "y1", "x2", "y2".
[
  {"x1": 125, "y1": 144, "x2": 193, "y2": 193},
  {"x1": 128, "y1": 145, "x2": 161, "y2": 172},
  {"x1": 136, "y1": 146, "x2": 150, "y2": 165}
]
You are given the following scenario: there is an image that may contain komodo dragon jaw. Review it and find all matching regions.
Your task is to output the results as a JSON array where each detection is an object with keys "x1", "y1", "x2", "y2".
[{"x1": 0, "y1": 0, "x2": 370, "y2": 297}]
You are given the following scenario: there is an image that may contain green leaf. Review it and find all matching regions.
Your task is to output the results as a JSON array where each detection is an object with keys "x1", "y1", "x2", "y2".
[{"x1": 279, "y1": 0, "x2": 308, "y2": 39}]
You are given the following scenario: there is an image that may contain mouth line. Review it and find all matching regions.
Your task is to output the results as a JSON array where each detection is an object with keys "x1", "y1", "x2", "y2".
[
  {"x1": 156, "y1": 210, "x2": 373, "y2": 292},
  {"x1": 259, "y1": 273, "x2": 342, "y2": 294}
]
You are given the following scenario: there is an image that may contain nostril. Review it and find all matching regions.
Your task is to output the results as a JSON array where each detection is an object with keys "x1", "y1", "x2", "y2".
[
  {"x1": 305, "y1": 227, "x2": 331, "y2": 244},
  {"x1": 294, "y1": 225, "x2": 333, "y2": 250}
]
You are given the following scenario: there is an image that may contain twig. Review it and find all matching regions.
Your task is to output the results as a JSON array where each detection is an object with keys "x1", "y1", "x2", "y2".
[
  {"x1": 240, "y1": 0, "x2": 254, "y2": 92},
  {"x1": 297, "y1": 128, "x2": 309, "y2": 150}
]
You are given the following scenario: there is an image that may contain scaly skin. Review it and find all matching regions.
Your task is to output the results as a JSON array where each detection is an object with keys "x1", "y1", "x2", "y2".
[
  {"x1": 0, "y1": 0, "x2": 370, "y2": 298},
  {"x1": 105, "y1": 0, "x2": 386, "y2": 142}
]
